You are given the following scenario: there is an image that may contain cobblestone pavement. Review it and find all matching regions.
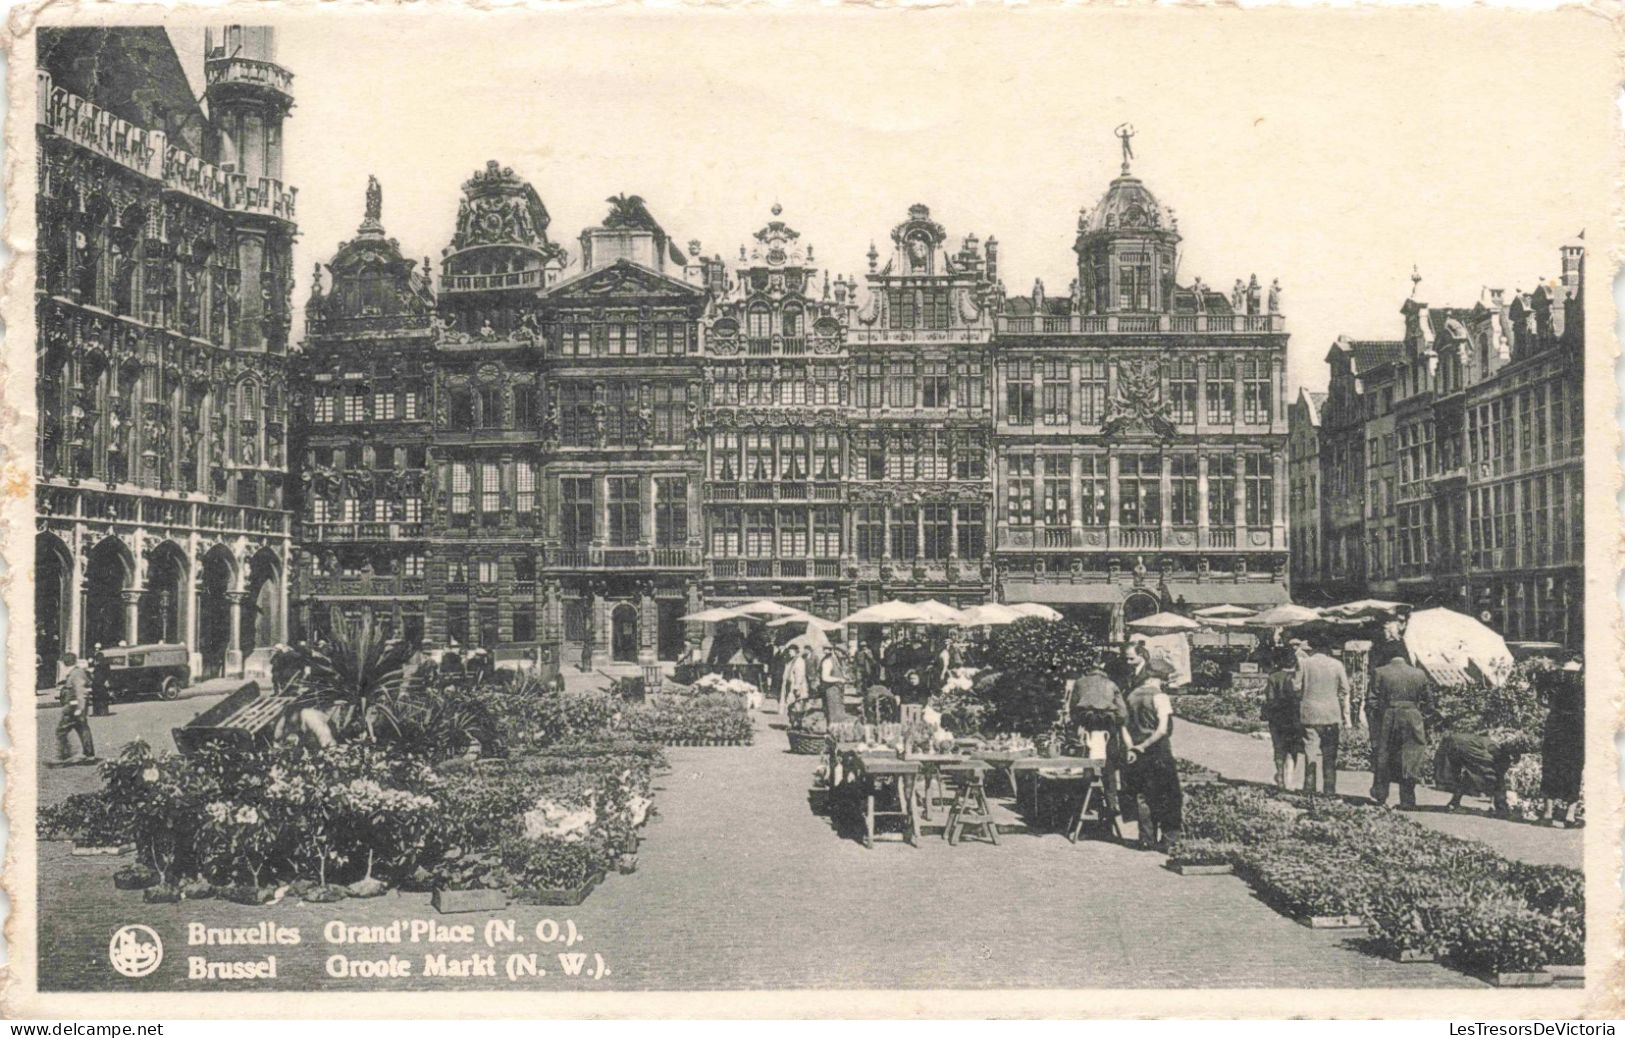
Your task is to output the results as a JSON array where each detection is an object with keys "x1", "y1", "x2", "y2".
[
  {"x1": 36, "y1": 704, "x2": 1485, "y2": 991},
  {"x1": 1171, "y1": 718, "x2": 1583, "y2": 869}
]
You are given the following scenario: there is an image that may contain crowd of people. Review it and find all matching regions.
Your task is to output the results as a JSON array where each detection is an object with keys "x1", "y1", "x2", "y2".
[{"x1": 1257, "y1": 635, "x2": 1585, "y2": 825}]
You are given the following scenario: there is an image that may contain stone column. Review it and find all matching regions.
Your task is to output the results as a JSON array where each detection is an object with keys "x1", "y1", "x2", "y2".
[
  {"x1": 121, "y1": 589, "x2": 142, "y2": 646},
  {"x1": 1070, "y1": 453, "x2": 1083, "y2": 535},
  {"x1": 67, "y1": 527, "x2": 86, "y2": 658},
  {"x1": 225, "y1": 589, "x2": 248, "y2": 674},
  {"x1": 1160, "y1": 451, "x2": 1174, "y2": 537},
  {"x1": 1197, "y1": 454, "x2": 1211, "y2": 536},
  {"x1": 1233, "y1": 450, "x2": 1247, "y2": 536},
  {"x1": 1107, "y1": 453, "x2": 1121, "y2": 538}
]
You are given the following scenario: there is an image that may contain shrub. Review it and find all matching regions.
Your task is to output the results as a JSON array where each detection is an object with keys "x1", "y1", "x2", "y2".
[
  {"x1": 1439, "y1": 895, "x2": 1566, "y2": 975},
  {"x1": 980, "y1": 620, "x2": 1108, "y2": 735},
  {"x1": 1166, "y1": 837, "x2": 1239, "y2": 866},
  {"x1": 618, "y1": 693, "x2": 752, "y2": 745}
]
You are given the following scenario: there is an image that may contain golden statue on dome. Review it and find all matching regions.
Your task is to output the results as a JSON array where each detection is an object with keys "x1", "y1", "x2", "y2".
[{"x1": 1115, "y1": 122, "x2": 1136, "y2": 173}]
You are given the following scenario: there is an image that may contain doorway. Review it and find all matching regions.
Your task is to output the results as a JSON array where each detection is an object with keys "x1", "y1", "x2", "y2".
[
  {"x1": 612, "y1": 602, "x2": 640, "y2": 662},
  {"x1": 36, "y1": 535, "x2": 71, "y2": 687},
  {"x1": 657, "y1": 599, "x2": 685, "y2": 661},
  {"x1": 83, "y1": 538, "x2": 131, "y2": 653}
]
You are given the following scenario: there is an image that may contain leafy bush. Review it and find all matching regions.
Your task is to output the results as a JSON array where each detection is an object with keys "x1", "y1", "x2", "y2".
[
  {"x1": 1165, "y1": 837, "x2": 1239, "y2": 866},
  {"x1": 980, "y1": 620, "x2": 1108, "y2": 735},
  {"x1": 617, "y1": 693, "x2": 753, "y2": 745},
  {"x1": 1440, "y1": 895, "x2": 1566, "y2": 974}
]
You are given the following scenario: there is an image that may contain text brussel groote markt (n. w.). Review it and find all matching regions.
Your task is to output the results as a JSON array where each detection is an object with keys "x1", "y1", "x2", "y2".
[{"x1": 177, "y1": 919, "x2": 610, "y2": 983}]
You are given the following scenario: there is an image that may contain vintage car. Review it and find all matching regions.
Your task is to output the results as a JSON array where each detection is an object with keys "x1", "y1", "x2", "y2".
[{"x1": 96, "y1": 642, "x2": 190, "y2": 701}]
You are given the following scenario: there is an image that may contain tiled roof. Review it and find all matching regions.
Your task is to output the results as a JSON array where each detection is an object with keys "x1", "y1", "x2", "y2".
[{"x1": 1348, "y1": 340, "x2": 1403, "y2": 371}]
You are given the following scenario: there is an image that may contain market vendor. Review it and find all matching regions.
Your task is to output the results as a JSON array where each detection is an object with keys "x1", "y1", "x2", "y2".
[
  {"x1": 1120, "y1": 645, "x2": 1182, "y2": 851},
  {"x1": 1367, "y1": 646, "x2": 1434, "y2": 809},
  {"x1": 1433, "y1": 730, "x2": 1513, "y2": 815}
]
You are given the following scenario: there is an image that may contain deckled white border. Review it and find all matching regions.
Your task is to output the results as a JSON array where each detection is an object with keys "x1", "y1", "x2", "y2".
[{"x1": 0, "y1": 1, "x2": 1619, "y2": 1018}]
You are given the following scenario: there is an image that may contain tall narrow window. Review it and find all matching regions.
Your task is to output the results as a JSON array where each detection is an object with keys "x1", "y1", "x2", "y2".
[
  {"x1": 923, "y1": 504, "x2": 952, "y2": 559},
  {"x1": 887, "y1": 358, "x2": 916, "y2": 409},
  {"x1": 812, "y1": 507, "x2": 841, "y2": 558},
  {"x1": 892, "y1": 505, "x2": 918, "y2": 558},
  {"x1": 1041, "y1": 360, "x2": 1070, "y2": 425},
  {"x1": 561, "y1": 477, "x2": 593, "y2": 547},
  {"x1": 608, "y1": 476, "x2": 640, "y2": 546},
  {"x1": 855, "y1": 361, "x2": 884, "y2": 410},
  {"x1": 955, "y1": 360, "x2": 985, "y2": 410},
  {"x1": 515, "y1": 461, "x2": 537, "y2": 518},
  {"x1": 655, "y1": 477, "x2": 687, "y2": 547},
  {"x1": 1042, "y1": 456, "x2": 1071, "y2": 529},
  {"x1": 1170, "y1": 454, "x2": 1198, "y2": 525},
  {"x1": 480, "y1": 462, "x2": 501, "y2": 524},
  {"x1": 451, "y1": 462, "x2": 472, "y2": 518},
  {"x1": 1169, "y1": 359, "x2": 1197, "y2": 425},
  {"x1": 744, "y1": 507, "x2": 774, "y2": 557},
  {"x1": 711, "y1": 431, "x2": 739, "y2": 480},
  {"x1": 710, "y1": 507, "x2": 741, "y2": 557},
  {"x1": 954, "y1": 433, "x2": 986, "y2": 481},
  {"x1": 1006, "y1": 454, "x2": 1035, "y2": 525},
  {"x1": 745, "y1": 432, "x2": 773, "y2": 481},
  {"x1": 955, "y1": 504, "x2": 985, "y2": 558},
  {"x1": 856, "y1": 506, "x2": 884, "y2": 560},
  {"x1": 1119, "y1": 454, "x2": 1161, "y2": 527},
  {"x1": 1006, "y1": 360, "x2": 1034, "y2": 426},
  {"x1": 1245, "y1": 454, "x2": 1274, "y2": 526},
  {"x1": 919, "y1": 432, "x2": 949, "y2": 481},
  {"x1": 1079, "y1": 360, "x2": 1108, "y2": 424},
  {"x1": 778, "y1": 509, "x2": 808, "y2": 557},
  {"x1": 1079, "y1": 455, "x2": 1108, "y2": 526},
  {"x1": 1208, "y1": 454, "x2": 1237, "y2": 526},
  {"x1": 812, "y1": 430, "x2": 842, "y2": 481},
  {"x1": 1243, "y1": 359, "x2": 1272, "y2": 424},
  {"x1": 922, "y1": 360, "x2": 950, "y2": 408},
  {"x1": 1206, "y1": 358, "x2": 1235, "y2": 424}
]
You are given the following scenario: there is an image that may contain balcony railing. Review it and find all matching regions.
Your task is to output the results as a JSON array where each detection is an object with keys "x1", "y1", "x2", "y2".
[
  {"x1": 706, "y1": 481, "x2": 842, "y2": 503},
  {"x1": 439, "y1": 268, "x2": 545, "y2": 293},
  {"x1": 544, "y1": 545, "x2": 700, "y2": 569},
  {"x1": 38, "y1": 479, "x2": 292, "y2": 536},
  {"x1": 996, "y1": 312, "x2": 1285, "y2": 336},
  {"x1": 305, "y1": 521, "x2": 429, "y2": 543},
  {"x1": 709, "y1": 558, "x2": 843, "y2": 580},
  {"x1": 204, "y1": 56, "x2": 294, "y2": 97},
  {"x1": 38, "y1": 75, "x2": 297, "y2": 222}
]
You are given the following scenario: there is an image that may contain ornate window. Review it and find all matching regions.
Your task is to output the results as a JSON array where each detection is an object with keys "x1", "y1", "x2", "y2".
[
  {"x1": 744, "y1": 507, "x2": 774, "y2": 557},
  {"x1": 1079, "y1": 455, "x2": 1108, "y2": 526},
  {"x1": 1041, "y1": 360, "x2": 1070, "y2": 426},
  {"x1": 777, "y1": 430, "x2": 808, "y2": 480},
  {"x1": 855, "y1": 361, "x2": 884, "y2": 410},
  {"x1": 892, "y1": 505, "x2": 919, "y2": 559},
  {"x1": 449, "y1": 387, "x2": 474, "y2": 430},
  {"x1": 608, "y1": 476, "x2": 640, "y2": 546},
  {"x1": 516, "y1": 461, "x2": 537, "y2": 517},
  {"x1": 813, "y1": 507, "x2": 842, "y2": 558},
  {"x1": 886, "y1": 358, "x2": 916, "y2": 409},
  {"x1": 956, "y1": 360, "x2": 985, "y2": 410},
  {"x1": 711, "y1": 431, "x2": 739, "y2": 480},
  {"x1": 480, "y1": 462, "x2": 501, "y2": 525},
  {"x1": 1168, "y1": 359, "x2": 1197, "y2": 425},
  {"x1": 855, "y1": 506, "x2": 884, "y2": 560},
  {"x1": 858, "y1": 433, "x2": 885, "y2": 481},
  {"x1": 656, "y1": 477, "x2": 687, "y2": 547},
  {"x1": 778, "y1": 509, "x2": 808, "y2": 557},
  {"x1": 1006, "y1": 360, "x2": 1034, "y2": 426},
  {"x1": 477, "y1": 387, "x2": 502, "y2": 429},
  {"x1": 451, "y1": 462, "x2": 472, "y2": 517},
  {"x1": 711, "y1": 507, "x2": 741, "y2": 557},
  {"x1": 1206, "y1": 358, "x2": 1235, "y2": 425},
  {"x1": 654, "y1": 383, "x2": 687, "y2": 445},
  {"x1": 1208, "y1": 454, "x2": 1237, "y2": 526},
  {"x1": 560, "y1": 383, "x2": 594, "y2": 446},
  {"x1": 954, "y1": 433, "x2": 986, "y2": 481},
  {"x1": 922, "y1": 361, "x2": 950, "y2": 409},
  {"x1": 1243, "y1": 359, "x2": 1272, "y2": 424},
  {"x1": 561, "y1": 477, "x2": 593, "y2": 547},
  {"x1": 1119, "y1": 454, "x2": 1161, "y2": 527},
  {"x1": 923, "y1": 503, "x2": 952, "y2": 559},
  {"x1": 745, "y1": 432, "x2": 773, "y2": 481},
  {"x1": 955, "y1": 504, "x2": 985, "y2": 558},
  {"x1": 343, "y1": 385, "x2": 368, "y2": 423},
  {"x1": 919, "y1": 432, "x2": 949, "y2": 481},
  {"x1": 1042, "y1": 456, "x2": 1071, "y2": 529},
  {"x1": 1171, "y1": 454, "x2": 1198, "y2": 525},
  {"x1": 1245, "y1": 454, "x2": 1274, "y2": 527},
  {"x1": 1006, "y1": 454, "x2": 1035, "y2": 526},
  {"x1": 812, "y1": 430, "x2": 841, "y2": 480}
]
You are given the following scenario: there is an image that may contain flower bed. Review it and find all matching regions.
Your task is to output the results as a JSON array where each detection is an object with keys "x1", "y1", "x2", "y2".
[
  {"x1": 1170, "y1": 785, "x2": 1583, "y2": 975},
  {"x1": 617, "y1": 692, "x2": 754, "y2": 746}
]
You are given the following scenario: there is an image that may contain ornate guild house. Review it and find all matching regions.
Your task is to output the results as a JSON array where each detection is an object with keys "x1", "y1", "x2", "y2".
[
  {"x1": 35, "y1": 26, "x2": 297, "y2": 687},
  {"x1": 287, "y1": 135, "x2": 1296, "y2": 664},
  {"x1": 702, "y1": 208, "x2": 857, "y2": 616},
  {"x1": 991, "y1": 140, "x2": 1291, "y2": 638}
]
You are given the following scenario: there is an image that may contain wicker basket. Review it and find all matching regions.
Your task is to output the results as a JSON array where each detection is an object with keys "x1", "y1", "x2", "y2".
[{"x1": 787, "y1": 729, "x2": 827, "y2": 755}]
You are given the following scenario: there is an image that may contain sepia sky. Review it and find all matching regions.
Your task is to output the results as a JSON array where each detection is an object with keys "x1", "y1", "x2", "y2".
[{"x1": 175, "y1": 9, "x2": 1610, "y2": 393}]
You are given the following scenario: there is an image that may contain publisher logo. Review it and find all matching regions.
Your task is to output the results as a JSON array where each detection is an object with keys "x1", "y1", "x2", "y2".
[{"x1": 109, "y1": 924, "x2": 163, "y2": 978}]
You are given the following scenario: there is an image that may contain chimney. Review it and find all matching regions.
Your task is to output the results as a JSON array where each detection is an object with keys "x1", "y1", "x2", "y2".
[{"x1": 985, "y1": 236, "x2": 999, "y2": 284}]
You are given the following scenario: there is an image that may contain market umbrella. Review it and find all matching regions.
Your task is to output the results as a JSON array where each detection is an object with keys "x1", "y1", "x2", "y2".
[
  {"x1": 912, "y1": 599, "x2": 966, "y2": 625},
  {"x1": 841, "y1": 600, "x2": 929, "y2": 626},
  {"x1": 767, "y1": 612, "x2": 844, "y2": 632},
  {"x1": 958, "y1": 602, "x2": 1024, "y2": 626},
  {"x1": 1322, "y1": 599, "x2": 1409, "y2": 620},
  {"x1": 734, "y1": 598, "x2": 802, "y2": 619},
  {"x1": 1193, "y1": 604, "x2": 1257, "y2": 619},
  {"x1": 1252, "y1": 604, "x2": 1322, "y2": 627},
  {"x1": 786, "y1": 627, "x2": 833, "y2": 653},
  {"x1": 1403, "y1": 607, "x2": 1515, "y2": 688},
  {"x1": 1008, "y1": 602, "x2": 1063, "y2": 621},
  {"x1": 1126, "y1": 611, "x2": 1202, "y2": 632},
  {"x1": 680, "y1": 606, "x2": 744, "y2": 623}
]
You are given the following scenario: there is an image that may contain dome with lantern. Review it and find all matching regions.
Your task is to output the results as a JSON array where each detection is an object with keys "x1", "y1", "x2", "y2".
[{"x1": 1072, "y1": 131, "x2": 1182, "y2": 315}]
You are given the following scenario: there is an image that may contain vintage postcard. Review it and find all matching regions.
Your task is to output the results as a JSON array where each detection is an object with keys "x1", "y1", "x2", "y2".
[{"x1": 2, "y1": 2, "x2": 1618, "y2": 1019}]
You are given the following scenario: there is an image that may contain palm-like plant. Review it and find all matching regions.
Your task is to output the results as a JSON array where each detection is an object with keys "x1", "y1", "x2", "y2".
[{"x1": 289, "y1": 608, "x2": 414, "y2": 741}]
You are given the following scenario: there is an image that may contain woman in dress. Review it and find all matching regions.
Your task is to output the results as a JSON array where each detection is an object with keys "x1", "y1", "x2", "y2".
[
  {"x1": 1261, "y1": 645, "x2": 1305, "y2": 790},
  {"x1": 1120, "y1": 643, "x2": 1183, "y2": 851},
  {"x1": 1539, "y1": 656, "x2": 1584, "y2": 826}
]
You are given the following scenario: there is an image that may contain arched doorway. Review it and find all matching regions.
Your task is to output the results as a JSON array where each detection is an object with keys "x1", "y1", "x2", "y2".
[
  {"x1": 244, "y1": 549, "x2": 281, "y2": 658},
  {"x1": 83, "y1": 537, "x2": 131, "y2": 654},
  {"x1": 611, "y1": 603, "x2": 639, "y2": 663},
  {"x1": 35, "y1": 534, "x2": 72, "y2": 688},
  {"x1": 1122, "y1": 591, "x2": 1161, "y2": 626},
  {"x1": 198, "y1": 546, "x2": 236, "y2": 678},
  {"x1": 140, "y1": 542, "x2": 187, "y2": 645}
]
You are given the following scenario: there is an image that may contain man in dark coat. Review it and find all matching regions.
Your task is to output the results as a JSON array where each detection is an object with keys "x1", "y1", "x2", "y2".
[
  {"x1": 53, "y1": 652, "x2": 97, "y2": 764},
  {"x1": 1539, "y1": 657, "x2": 1584, "y2": 826},
  {"x1": 1368, "y1": 647, "x2": 1434, "y2": 808}
]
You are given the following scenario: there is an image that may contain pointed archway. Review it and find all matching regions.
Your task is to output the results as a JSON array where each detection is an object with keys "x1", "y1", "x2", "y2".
[
  {"x1": 35, "y1": 534, "x2": 72, "y2": 687},
  {"x1": 139, "y1": 541, "x2": 187, "y2": 645},
  {"x1": 198, "y1": 545, "x2": 237, "y2": 678},
  {"x1": 244, "y1": 548, "x2": 282, "y2": 658},
  {"x1": 83, "y1": 536, "x2": 133, "y2": 654}
]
